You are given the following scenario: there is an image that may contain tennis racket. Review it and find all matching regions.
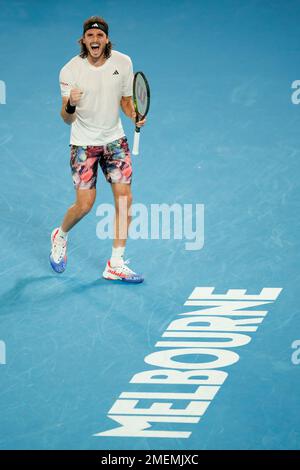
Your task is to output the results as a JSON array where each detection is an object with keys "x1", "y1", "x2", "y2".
[{"x1": 132, "y1": 71, "x2": 150, "y2": 155}]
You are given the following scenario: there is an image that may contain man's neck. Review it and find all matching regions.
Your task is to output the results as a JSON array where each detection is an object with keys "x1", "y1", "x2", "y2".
[{"x1": 87, "y1": 53, "x2": 107, "y2": 68}]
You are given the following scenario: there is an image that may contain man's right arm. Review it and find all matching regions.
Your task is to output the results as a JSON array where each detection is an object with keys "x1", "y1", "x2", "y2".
[
  {"x1": 61, "y1": 96, "x2": 76, "y2": 125},
  {"x1": 60, "y1": 89, "x2": 83, "y2": 125}
]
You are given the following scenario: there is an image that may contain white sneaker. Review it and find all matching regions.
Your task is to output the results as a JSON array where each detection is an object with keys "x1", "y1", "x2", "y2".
[
  {"x1": 103, "y1": 259, "x2": 144, "y2": 283},
  {"x1": 49, "y1": 228, "x2": 67, "y2": 273}
]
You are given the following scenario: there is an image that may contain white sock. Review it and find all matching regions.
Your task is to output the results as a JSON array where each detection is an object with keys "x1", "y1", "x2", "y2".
[
  {"x1": 58, "y1": 227, "x2": 68, "y2": 240},
  {"x1": 110, "y1": 246, "x2": 125, "y2": 267}
]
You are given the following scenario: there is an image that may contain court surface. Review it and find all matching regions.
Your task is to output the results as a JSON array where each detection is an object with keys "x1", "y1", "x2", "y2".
[{"x1": 0, "y1": 0, "x2": 300, "y2": 450}]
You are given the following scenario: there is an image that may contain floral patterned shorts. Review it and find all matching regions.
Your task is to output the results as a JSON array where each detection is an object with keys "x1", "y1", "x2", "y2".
[{"x1": 70, "y1": 137, "x2": 132, "y2": 189}]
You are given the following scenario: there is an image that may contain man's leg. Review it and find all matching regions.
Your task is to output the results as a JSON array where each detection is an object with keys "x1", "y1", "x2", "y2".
[
  {"x1": 61, "y1": 188, "x2": 96, "y2": 232},
  {"x1": 102, "y1": 182, "x2": 143, "y2": 283},
  {"x1": 100, "y1": 137, "x2": 143, "y2": 282},
  {"x1": 50, "y1": 141, "x2": 100, "y2": 274},
  {"x1": 50, "y1": 188, "x2": 96, "y2": 273},
  {"x1": 111, "y1": 183, "x2": 132, "y2": 249}
]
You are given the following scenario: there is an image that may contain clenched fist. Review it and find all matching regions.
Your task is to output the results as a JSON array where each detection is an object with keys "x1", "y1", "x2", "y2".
[{"x1": 69, "y1": 88, "x2": 83, "y2": 106}]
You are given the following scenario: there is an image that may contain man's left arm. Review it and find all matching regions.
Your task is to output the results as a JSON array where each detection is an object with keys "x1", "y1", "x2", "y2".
[{"x1": 120, "y1": 96, "x2": 146, "y2": 127}]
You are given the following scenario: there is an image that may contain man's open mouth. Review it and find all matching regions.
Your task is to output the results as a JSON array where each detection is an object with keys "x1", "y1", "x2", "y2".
[{"x1": 91, "y1": 43, "x2": 100, "y2": 52}]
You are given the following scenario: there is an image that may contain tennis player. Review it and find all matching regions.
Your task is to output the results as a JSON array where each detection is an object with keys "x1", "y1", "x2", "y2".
[{"x1": 50, "y1": 16, "x2": 146, "y2": 283}]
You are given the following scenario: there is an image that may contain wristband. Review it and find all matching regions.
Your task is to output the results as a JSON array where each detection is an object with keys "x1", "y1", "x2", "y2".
[{"x1": 65, "y1": 99, "x2": 76, "y2": 114}]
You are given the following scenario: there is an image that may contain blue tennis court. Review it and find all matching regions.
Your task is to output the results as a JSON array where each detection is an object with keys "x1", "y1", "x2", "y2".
[{"x1": 0, "y1": 0, "x2": 300, "y2": 450}]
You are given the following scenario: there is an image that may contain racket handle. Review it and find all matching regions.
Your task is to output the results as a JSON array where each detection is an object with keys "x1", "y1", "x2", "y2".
[{"x1": 132, "y1": 128, "x2": 141, "y2": 156}]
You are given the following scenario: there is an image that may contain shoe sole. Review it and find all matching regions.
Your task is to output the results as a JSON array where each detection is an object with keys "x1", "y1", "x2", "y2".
[
  {"x1": 102, "y1": 275, "x2": 144, "y2": 284},
  {"x1": 50, "y1": 228, "x2": 67, "y2": 273},
  {"x1": 49, "y1": 254, "x2": 67, "y2": 273}
]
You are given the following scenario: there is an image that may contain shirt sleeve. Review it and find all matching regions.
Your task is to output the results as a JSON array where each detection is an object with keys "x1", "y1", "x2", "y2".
[
  {"x1": 122, "y1": 57, "x2": 134, "y2": 97},
  {"x1": 59, "y1": 65, "x2": 74, "y2": 98}
]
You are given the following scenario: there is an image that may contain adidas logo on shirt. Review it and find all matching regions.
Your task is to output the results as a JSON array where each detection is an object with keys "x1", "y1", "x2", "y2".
[{"x1": 113, "y1": 70, "x2": 119, "y2": 75}]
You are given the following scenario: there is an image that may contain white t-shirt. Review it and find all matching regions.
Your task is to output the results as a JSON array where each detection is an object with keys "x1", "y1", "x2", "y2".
[{"x1": 59, "y1": 50, "x2": 133, "y2": 146}]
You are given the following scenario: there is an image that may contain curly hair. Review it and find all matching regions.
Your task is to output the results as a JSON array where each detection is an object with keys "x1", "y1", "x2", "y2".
[{"x1": 78, "y1": 16, "x2": 112, "y2": 59}]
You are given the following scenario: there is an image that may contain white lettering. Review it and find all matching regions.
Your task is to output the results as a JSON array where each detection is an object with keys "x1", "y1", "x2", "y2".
[
  {"x1": 291, "y1": 80, "x2": 300, "y2": 104},
  {"x1": 0, "y1": 340, "x2": 6, "y2": 365},
  {"x1": 184, "y1": 204, "x2": 204, "y2": 251},
  {"x1": 157, "y1": 331, "x2": 252, "y2": 348},
  {"x1": 150, "y1": 203, "x2": 183, "y2": 240},
  {"x1": 95, "y1": 203, "x2": 114, "y2": 239},
  {"x1": 94, "y1": 286, "x2": 282, "y2": 439},
  {"x1": 120, "y1": 385, "x2": 220, "y2": 400},
  {"x1": 167, "y1": 316, "x2": 263, "y2": 332},
  {"x1": 291, "y1": 340, "x2": 300, "y2": 365},
  {"x1": 129, "y1": 203, "x2": 149, "y2": 239},
  {"x1": 130, "y1": 369, "x2": 228, "y2": 385},
  {"x1": 145, "y1": 348, "x2": 240, "y2": 369},
  {"x1": 187, "y1": 287, "x2": 282, "y2": 301},
  {"x1": 0, "y1": 80, "x2": 6, "y2": 104},
  {"x1": 94, "y1": 415, "x2": 200, "y2": 438},
  {"x1": 109, "y1": 399, "x2": 210, "y2": 416}
]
